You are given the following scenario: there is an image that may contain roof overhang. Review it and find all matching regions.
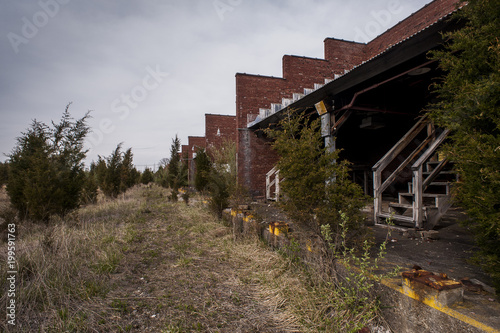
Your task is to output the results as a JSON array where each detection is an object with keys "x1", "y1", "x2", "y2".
[{"x1": 248, "y1": 14, "x2": 456, "y2": 130}]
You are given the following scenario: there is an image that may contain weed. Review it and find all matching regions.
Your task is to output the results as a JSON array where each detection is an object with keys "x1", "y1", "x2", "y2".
[
  {"x1": 92, "y1": 250, "x2": 121, "y2": 274},
  {"x1": 175, "y1": 256, "x2": 193, "y2": 267},
  {"x1": 319, "y1": 211, "x2": 398, "y2": 332},
  {"x1": 111, "y1": 299, "x2": 129, "y2": 314}
]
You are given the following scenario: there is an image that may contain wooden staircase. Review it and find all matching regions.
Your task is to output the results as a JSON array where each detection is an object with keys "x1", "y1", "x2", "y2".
[{"x1": 373, "y1": 116, "x2": 455, "y2": 229}]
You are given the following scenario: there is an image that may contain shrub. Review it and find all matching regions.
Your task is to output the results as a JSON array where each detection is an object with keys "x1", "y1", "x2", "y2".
[
  {"x1": 80, "y1": 171, "x2": 98, "y2": 205},
  {"x1": 0, "y1": 162, "x2": 8, "y2": 187},
  {"x1": 208, "y1": 168, "x2": 230, "y2": 217},
  {"x1": 154, "y1": 165, "x2": 169, "y2": 188},
  {"x1": 94, "y1": 144, "x2": 139, "y2": 197},
  {"x1": 167, "y1": 136, "x2": 183, "y2": 190},
  {"x1": 7, "y1": 104, "x2": 91, "y2": 221},
  {"x1": 265, "y1": 109, "x2": 368, "y2": 238},
  {"x1": 428, "y1": 0, "x2": 500, "y2": 292},
  {"x1": 141, "y1": 168, "x2": 154, "y2": 185},
  {"x1": 207, "y1": 139, "x2": 237, "y2": 217},
  {"x1": 194, "y1": 148, "x2": 211, "y2": 192}
]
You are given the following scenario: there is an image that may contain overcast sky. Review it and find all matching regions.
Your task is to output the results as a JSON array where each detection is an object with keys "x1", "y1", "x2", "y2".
[{"x1": 1, "y1": 0, "x2": 433, "y2": 170}]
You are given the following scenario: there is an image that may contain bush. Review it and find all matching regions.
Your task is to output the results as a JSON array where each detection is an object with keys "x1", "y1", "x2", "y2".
[
  {"x1": 154, "y1": 165, "x2": 169, "y2": 188},
  {"x1": 0, "y1": 162, "x2": 8, "y2": 187},
  {"x1": 428, "y1": 0, "x2": 500, "y2": 292},
  {"x1": 167, "y1": 136, "x2": 186, "y2": 190},
  {"x1": 80, "y1": 171, "x2": 98, "y2": 205},
  {"x1": 208, "y1": 168, "x2": 230, "y2": 217},
  {"x1": 94, "y1": 144, "x2": 139, "y2": 197},
  {"x1": 7, "y1": 105, "x2": 91, "y2": 221},
  {"x1": 194, "y1": 148, "x2": 211, "y2": 192},
  {"x1": 206, "y1": 139, "x2": 237, "y2": 217},
  {"x1": 141, "y1": 168, "x2": 154, "y2": 185},
  {"x1": 265, "y1": 110, "x2": 368, "y2": 238}
]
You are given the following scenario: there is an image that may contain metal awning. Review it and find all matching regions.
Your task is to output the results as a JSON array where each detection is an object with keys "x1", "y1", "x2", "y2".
[{"x1": 247, "y1": 13, "x2": 455, "y2": 130}]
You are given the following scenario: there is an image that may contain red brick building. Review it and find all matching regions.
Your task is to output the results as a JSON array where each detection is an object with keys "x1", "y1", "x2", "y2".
[
  {"x1": 185, "y1": 136, "x2": 206, "y2": 185},
  {"x1": 237, "y1": 0, "x2": 461, "y2": 229},
  {"x1": 205, "y1": 114, "x2": 236, "y2": 158},
  {"x1": 181, "y1": 114, "x2": 237, "y2": 185},
  {"x1": 179, "y1": 0, "x2": 460, "y2": 228}
]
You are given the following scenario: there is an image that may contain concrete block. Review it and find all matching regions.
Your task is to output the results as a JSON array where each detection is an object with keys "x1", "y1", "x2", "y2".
[{"x1": 402, "y1": 269, "x2": 463, "y2": 307}]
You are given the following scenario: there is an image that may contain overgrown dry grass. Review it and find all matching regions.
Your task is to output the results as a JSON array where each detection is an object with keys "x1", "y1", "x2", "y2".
[
  {"x1": 0, "y1": 184, "x2": 383, "y2": 332},
  {"x1": 0, "y1": 185, "x2": 301, "y2": 332}
]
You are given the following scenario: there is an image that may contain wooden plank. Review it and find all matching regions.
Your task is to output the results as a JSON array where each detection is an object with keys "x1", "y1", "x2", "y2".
[
  {"x1": 378, "y1": 130, "x2": 435, "y2": 194},
  {"x1": 412, "y1": 129, "x2": 450, "y2": 171},
  {"x1": 377, "y1": 212, "x2": 414, "y2": 224},
  {"x1": 372, "y1": 116, "x2": 429, "y2": 171},
  {"x1": 413, "y1": 167, "x2": 423, "y2": 229},
  {"x1": 423, "y1": 159, "x2": 449, "y2": 190}
]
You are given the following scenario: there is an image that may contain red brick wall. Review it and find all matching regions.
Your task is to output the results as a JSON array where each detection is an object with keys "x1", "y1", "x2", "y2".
[
  {"x1": 282, "y1": 55, "x2": 332, "y2": 84},
  {"x1": 181, "y1": 145, "x2": 189, "y2": 159},
  {"x1": 364, "y1": 0, "x2": 460, "y2": 60},
  {"x1": 324, "y1": 38, "x2": 365, "y2": 71},
  {"x1": 205, "y1": 114, "x2": 236, "y2": 157},
  {"x1": 236, "y1": 74, "x2": 288, "y2": 196},
  {"x1": 187, "y1": 136, "x2": 206, "y2": 159}
]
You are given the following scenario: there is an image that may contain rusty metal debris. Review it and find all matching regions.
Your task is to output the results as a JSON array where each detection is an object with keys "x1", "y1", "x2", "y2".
[{"x1": 402, "y1": 268, "x2": 462, "y2": 291}]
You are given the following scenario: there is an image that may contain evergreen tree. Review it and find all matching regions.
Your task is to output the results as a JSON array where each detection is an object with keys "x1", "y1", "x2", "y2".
[
  {"x1": 0, "y1": 162, "x2": 9, "y2": 187},
  {"x1": 92, "y1": 157, "x2": 107, "y2": 190},
  {"x1": 7, "y1": 105, "x2": 91, "y2": 221},
  {"x1": 266, "y1": 110, "x2": 367, "y2": 236},
  {"x1": 428, "y1": 0, "x2": 500, "y2": 291},
  {"x1": 141, "y1": 168, "x2": 154, "y2": 185},
  {"x1": 206, "y1": 139, "x2": 238, "y2": 217},
  {"x1": 194, "y1": 148, "x2": 211, "y2": 192},
  {"x1": 101, "y1": 144, "x2": 123, "y2": 198},
  {"x1": 167, "y1": 136, "x2": 181, "y2": 190},
  {"x1": 120, "y1": 148, "x2": 136, "y2": 190},
  {"x1": 180, "y1": 151, "x2": 189, "y2": 187},
  {"x1": 81, "y1": 170, "x2": 98, "y2": 204},
  {"x1": 96, "y1": 144, "x2": 137, "y2": 197}
]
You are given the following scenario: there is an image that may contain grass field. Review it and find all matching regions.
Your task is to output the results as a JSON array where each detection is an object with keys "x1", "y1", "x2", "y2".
[{"x1": 0, "y1": 184, "x2": 380, "y2": 332}]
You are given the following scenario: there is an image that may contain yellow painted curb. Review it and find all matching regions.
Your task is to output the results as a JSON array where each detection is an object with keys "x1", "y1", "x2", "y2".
[{"x1": 380, "y1": 278, "x2": 500, "y2": 333}]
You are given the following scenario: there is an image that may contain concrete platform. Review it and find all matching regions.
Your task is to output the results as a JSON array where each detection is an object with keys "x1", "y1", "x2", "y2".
[{"x1": 370, "y1": 207, "x2": 500, "y2": 332}]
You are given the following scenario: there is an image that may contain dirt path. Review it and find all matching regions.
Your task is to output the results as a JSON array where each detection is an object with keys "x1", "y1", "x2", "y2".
[{"x1": 100, "y1": 193, "x2": 301, "y2": 332}]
